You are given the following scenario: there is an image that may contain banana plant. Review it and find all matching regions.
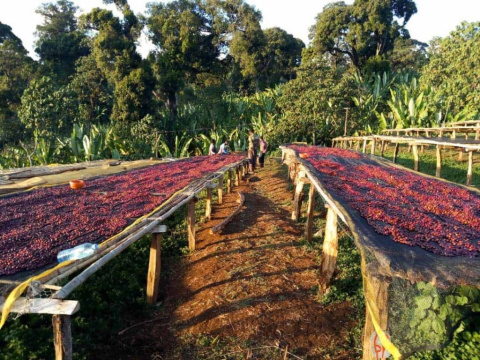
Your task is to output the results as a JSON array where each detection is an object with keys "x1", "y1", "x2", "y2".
[{"x1": 156, "y1": 133, "x2": 193, "y2": 158}]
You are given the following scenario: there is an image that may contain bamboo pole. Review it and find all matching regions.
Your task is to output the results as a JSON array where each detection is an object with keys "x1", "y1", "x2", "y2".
[
  {"x1": 305, "y1": 184, "x2": 316, "y2": 242},
  {"x1": 436, "y1": 146, "x2": 442, "y2": 178},
  {"x1": 235, "y1": 166, "x2": 240, "y2": 186},
  {"x1": 362, "y1": 139, "x2": 367, "y2": 153},
  {"x1": 53, "y1": 315, "x2": 72, "y2": 360},
  {"x1": 412, "y1": 144, "x2": 419, "y2": 171},
  {"x1": 320, "y1": 206, "x2": 338, "y2": 291},
  {"x1": 188, "y1": 199, "x2": 196, "y2": 251},
  {"x1": 370, "y1": 139, "x2": 376, "y2": 155},
  {"x1": 380, "y1": 141, "x2": 385, "y2": 157},
  {"x1": 146, "y1": 233, "x2": 162, "y2": 305},
  {"x1": 467, "y1": 151, "x2": 474, "y2": 185}
]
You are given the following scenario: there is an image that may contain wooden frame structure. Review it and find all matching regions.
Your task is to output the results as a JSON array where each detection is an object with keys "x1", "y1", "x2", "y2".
[
  {"x1": 280, "y1": 145, "x2": 480, "y2": 359},
  {"x1": 0, "y1": 158, "x2": 249, "y2": 359},
  {"x1": 332, "y1": 135, "x2": 480, "y2": 185}
]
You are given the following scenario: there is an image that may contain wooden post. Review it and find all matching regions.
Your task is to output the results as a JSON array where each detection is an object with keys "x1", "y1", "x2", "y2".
[
  {"x1": 380, "y1": 141, "x2": 385, "y2": 157},
  {"x1": 370, "y1": 139, "x2": 376, "y2": 155},
  {"x1": 188, "y1": 199, "x2": 196, "y2": 251},
  {"x1": 205, "y1": 187, "x2": 212, "y2": 220},
  {"x1": 392, "y1": 143, "x2": 399, "y2": 163},
  {"x1": 227, "y1": 170, "x2": 233, "y2": 193},
  {"x1": 362, "y1": 139, "x2": 367, "y2": 153},
  {"x1": 362, "y1": 270, "x2": 390, "y2": 360},
  {"x1": 235, "y1": 167, "x2": 240, "y2": 186},
  {"x1": 412, "y1": 144, "x2": 419, "y2": 171},
  {"x1": 476, "y1": 130, "x2": 479, "y2": 141},
  {"x1": 467, "y1": 151, "x2": 473, "y2": 185},
  {"x1": 436, "y1": 146, "x2": 442, "y2": 178},
  {"x1": 146, "y1": 233, "x2": 163, "y2": 304},
  {"x1": 305, "y1": 184, "x2": 316, "y2": 242},
  {"x1": 458, "y1": 149, "x2": 464, "y2": 162},
  {"x1": 53, "y1": 315, "x2": 73, "y2": 360},
  {"x1": 320, "y1": 206, "x2": 338, "y2": 290},
  {"x1": 218, "y1": 175, "x2": 223, "y2": 204},
  {"x1": 291, "y1": 177, "x2": 305, "y2": 221}
]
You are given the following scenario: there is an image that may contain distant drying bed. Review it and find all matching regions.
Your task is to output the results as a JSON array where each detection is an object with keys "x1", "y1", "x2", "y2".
[
  {"x1": 289, "y1": 145, "x2": 480, "y2": 258},
  {"x1": 0, "y1": 155, "x2": 243, "y2": 276}
]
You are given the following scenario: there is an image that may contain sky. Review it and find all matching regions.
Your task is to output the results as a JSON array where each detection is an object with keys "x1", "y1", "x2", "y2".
[{"x1": 1, "y1": 0, "x2": 480, "y2": 59}]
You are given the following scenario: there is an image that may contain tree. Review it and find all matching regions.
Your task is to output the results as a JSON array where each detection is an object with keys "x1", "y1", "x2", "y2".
[
  {"x1": 420, "y1": 22, "x2": 480, "y2": 121},
  {"x1": 18, "y1": 76, "x2": 77, "y2": 139},
  {"x1": 35, "y1": 0, "x2": 89, "y2": 82},
  {"x1": 311, "y1": 0, "x2": 417, "y2": 71},
  {"x1": 0, "y1": 22, "x2": 35, "y2": 146},
  {"x1": 257, "y1": 28, "x2": 304, "y2": 89}
]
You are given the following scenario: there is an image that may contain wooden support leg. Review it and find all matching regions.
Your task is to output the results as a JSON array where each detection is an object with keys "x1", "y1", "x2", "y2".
[
  {"x1": 188, "y1": 199, "x2": 196, "y2": 251},
  {"x1": 458, "y1": 150, "x2": 464, "y2": 162},
  {"x1": 291, "y1": 179, "x2": 305, "y2": 221},
  {"x1": 146, "y1": 233, "x2": 162, "y2": 305},
  {"x1": 436, "y1": 146, "x2": 442, "y2": 178},
  {"x1": 380, "y1": 141, "x2": 385, "y2": 157},
  {"x1": 305, "y1": 184, "x2": 316, "y2": 242},
  {"x1": 476, "y1": 130, "x2": 479, "y2": 141},
  {"x1": 235, "y1": 167, "x2": 240, "y2": 187},
  {"x1": 393, "y1": 143, "x2": 399, "y2": 163},
  {"x1": 227, "y1": 170, "x2": 233, "y2": 193},
  {"x1": 362, "y1": 139, "x2": 367, "y2": 153},
  {"x1": 362, "y1": 269, "x2": 390, "y2": 360},
  {"x1": 421, "y1": 145, "x2": 425, "y2": 154},
  {"x1": 320, "y1": 207, "x2": 338, "y2": 290},
  {"x1": 412, "y1": 144, "x2": 419, "y2": 171},
  {"x1": 53, "y1": 315, "x2": 73, "y2": 360},
  {"x1": 218, "y1": 175, "x2": 223, "y2": 204},
  {"x1": 205, "y1": 187, "x2": 212, "y2": 220},
  {"x1": 467, "y1": 151, "x2": 473, "y2": 185},
  {"x1": 370, "y1": 139, "x2": 376, "y2": 155}
]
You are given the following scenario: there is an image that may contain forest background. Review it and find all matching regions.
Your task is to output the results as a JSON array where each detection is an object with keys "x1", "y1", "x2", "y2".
[{"x1": 0, "y1": 0, "x2": 479, "y2": 168}]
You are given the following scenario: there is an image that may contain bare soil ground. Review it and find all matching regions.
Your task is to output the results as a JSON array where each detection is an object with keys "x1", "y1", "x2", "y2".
[{"x1": 118, "y1": 163, "x2": 360, "y2": 359}]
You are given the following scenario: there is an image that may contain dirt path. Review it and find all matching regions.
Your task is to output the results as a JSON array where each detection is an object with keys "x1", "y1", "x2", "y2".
[{"x1": 119, "y1": 163, "x2": 359, "y2": 359}]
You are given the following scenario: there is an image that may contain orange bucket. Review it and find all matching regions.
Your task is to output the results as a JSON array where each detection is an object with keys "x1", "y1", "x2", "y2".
[{"x1": 69, "y1": 180, "x2": 85, "y2": 190}]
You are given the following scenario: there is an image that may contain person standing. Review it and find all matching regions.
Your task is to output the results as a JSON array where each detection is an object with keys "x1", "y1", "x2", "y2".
[
  {"x1": 208, "y1": 139, "x2": 217, "y2": 155},
  {"x1": 248, "y1": 128, "x2": 259, "y2": 171},
  {"x1": 259, "y1": 136, "x2": 268, "y2": 168},
  {"x1": 218, "y1": 139, "x2": 230, "y2": 154}
]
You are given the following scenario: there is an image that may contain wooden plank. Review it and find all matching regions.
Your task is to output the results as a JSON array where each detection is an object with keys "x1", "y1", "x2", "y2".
[
  {"x1": 0, "y1": 297, "x2": 80, "y2": 315},
  {"x1": 412, "y1": 144, "x2": 419, "y2": 171},
  {"x1": 53, "y1": 315, "x2": 73, "y2": 360},
  {"x1": 305, "y1": 184, "x2": 316, "y2": 242},
  {"x1": 218, "y1": 175, "x2": 224, "y2": 204},
  {"x1": 188, "y1": 199, "x2": 196, "y2": 251},
  {"x1": 320, "y1": 207, "x2": 338, "y2": 291},
  {"x1": 467, "y1": 151, "x2": 474, "y2": 186},
  {"x1": 146, "y1": 233, "x2": 162, "y2": 305},
  {"x1": 392, "y1": 143, "x2": 399, "y2": 163},
  {"x1": 205, "y1": 187, "x2": 212, "y2": 220},
  {"x1": 210, "y1": 192, "x2": 245, "y2": 234},
  {"x1": 291, "y1": 178, "x2": 305, "y2": 221},
  {"x1": 436, "y1": 146, "x2": 442, "y2": 178}
]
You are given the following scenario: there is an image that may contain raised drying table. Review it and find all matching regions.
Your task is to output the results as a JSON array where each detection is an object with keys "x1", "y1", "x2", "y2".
[
  {"x1": 281, "y1": 145, "x2": 480, "y2": 360},
  {"x1": 0, "y1": 155, "x2": 249, "y2": 359}
]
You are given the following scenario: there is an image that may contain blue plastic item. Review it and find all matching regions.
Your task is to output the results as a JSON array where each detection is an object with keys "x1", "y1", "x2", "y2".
[{"x1": 57, "y1": 243, "x2": 99, "y2": 263}]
